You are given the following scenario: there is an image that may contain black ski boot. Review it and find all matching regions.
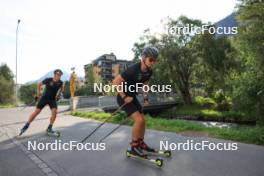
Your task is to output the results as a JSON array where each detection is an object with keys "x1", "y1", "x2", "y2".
[
  {"x1": 129, "y1": 140, "x2": 147, "y2": 158},
  {"x1": 139, "y1": 138, "x2": 156, "y2": 152},
  {"x1": 126, "y1": 139, "x2": 164, "y2": 167},
  {"x1": 46, "y1": 124, "x2": 60, "y2": 137},
  {"x1": 19, "y1": 122, "x2": 30, "y2": 136},
  {"x1": 139, "y1": 138, "x2": 172, "y2": 157}
]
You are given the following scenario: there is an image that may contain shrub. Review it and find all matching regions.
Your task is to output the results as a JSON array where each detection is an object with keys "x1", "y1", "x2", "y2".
[
  {"x1": 213, "y1": 90, "x2": 232, "y2": 111},
  {"x1": 194, "y1": 96, "x2": 217, "y2": 109}
]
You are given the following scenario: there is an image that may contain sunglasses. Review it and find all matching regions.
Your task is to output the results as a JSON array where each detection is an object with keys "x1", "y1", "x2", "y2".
[{"x1": 148, "y1": 57, "x2": 156, "y2": 63}]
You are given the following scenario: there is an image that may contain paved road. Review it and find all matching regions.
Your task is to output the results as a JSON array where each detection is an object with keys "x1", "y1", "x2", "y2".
[{"x1": 0, "y1": 106, "x2": 264, "y2": 176}]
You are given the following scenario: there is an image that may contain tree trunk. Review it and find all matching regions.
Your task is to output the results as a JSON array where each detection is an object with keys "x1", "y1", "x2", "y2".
[{"x1": 181, "y1": 88, "x2": 192, "y2": 105}]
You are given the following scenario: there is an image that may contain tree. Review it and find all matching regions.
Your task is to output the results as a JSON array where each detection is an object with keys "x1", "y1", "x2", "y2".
[
  {"x1": 132, "y1": 16, "x2": 203, "y2": 105},
  {"x1": 78, "y1": 64, "x2": 101, "y2": 96},
  {"x1": 0, "y1": 63, "x2": 14, "y2": 81},
  {"x1": 63, "y1": 81, "x2": 71, "y2": 99},
  {"x1": 0, "y1": 64, "x2": 14, "y2": 104},
  {"x1": 20, "y1": 83, "x2": 37, "y2": 104},
  {"x1": 132, "y1": 42, "x2": 146, "y2": 62},
  {"x1": 159, "y1": 16, "x2": 202, "y2": 104},
  {"x1": 192, "y1": 30, "x2": 239, "y2": 95},
  {"x1": 0, "y1": 76, "x2": 14, "y2": 104},
  {"x1": 132, "y1": 32, "x2": 173, "y2": 89},
  {"x1": 132, "y1": 28, "x2": 159, "y2": 62},
  {"x1": 236, "y1": 0, "x2": 264, "y2": 68},
  {"x1": 232, "y1": 0, "x2": 264, "y2": 125}
]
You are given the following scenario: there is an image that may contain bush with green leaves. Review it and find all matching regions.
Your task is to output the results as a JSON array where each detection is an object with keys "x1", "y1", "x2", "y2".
[
  {"x1": 213, "y1": 90, "x2": 232, "y2": 111},
  {"x1": 194, "y1": 96, "x2": 217, "y2": 109},
  {"x1": 232, "y1": 72, "x2": 264, "y2": 125}
]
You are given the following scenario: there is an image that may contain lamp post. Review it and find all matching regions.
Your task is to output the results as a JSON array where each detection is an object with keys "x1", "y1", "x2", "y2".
[{"x1": 15, "y1": 19, "x2": 21, "y2": 106}]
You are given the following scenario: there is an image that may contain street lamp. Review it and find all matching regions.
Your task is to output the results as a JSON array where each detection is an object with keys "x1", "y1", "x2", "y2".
[{"x1": 15, "y1": 19, "x2": 21, "y2": 106}]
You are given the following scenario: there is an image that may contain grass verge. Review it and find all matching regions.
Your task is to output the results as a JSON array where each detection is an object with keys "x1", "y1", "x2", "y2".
[
  {"x1": 161, "y1": 105, "x2": 251, "y2": 122},
  {"x1": 0, "y1": 103, "x2": 15, "y2": 108},
  {"x1": 70, "y1": 111, "x2": 264, "y2": 145}
]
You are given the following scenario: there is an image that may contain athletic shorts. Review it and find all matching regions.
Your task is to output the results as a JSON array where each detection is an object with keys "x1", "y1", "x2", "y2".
[
  {"x1": 36, "y1": 98, "x2": 57, "y2": 110},
  {"x1": 117, "y1": 94, "x2": 142, "y2": 116}
]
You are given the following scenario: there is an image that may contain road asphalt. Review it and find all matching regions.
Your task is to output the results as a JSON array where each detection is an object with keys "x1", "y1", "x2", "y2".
[{"x1": 0, "y1": 106, "x2": 264, "y2": 176}]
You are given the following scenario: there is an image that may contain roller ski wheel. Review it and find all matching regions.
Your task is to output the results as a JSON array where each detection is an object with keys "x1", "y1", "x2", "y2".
[
  {"x1": 126, "y1": 150, "x2": 164, "y2": 167},
  {"x1": 155, "y1": 158, "x2": 163, "y2": 167},
  {"x1": 46, "y1": 130, "x2": 60, "y2": 137},
  {"x1": 164, "y1": 150, "x2": 172, "y2": 157},
  {"x1": 126, "y1": 150, "x2": 132, "y2": 158}
]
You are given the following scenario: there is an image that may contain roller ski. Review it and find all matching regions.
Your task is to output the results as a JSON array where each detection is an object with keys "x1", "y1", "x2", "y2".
[
  {"x1": 46, "y1": 127, "x2": 60, "y2": 137},
  {"x1": 126, "y1": 140, "x2": 163, "y2": 167},
  {"x1": 140, "y1": 139, "x2": 172, "y2": 157},
  {"x1": 142, "y1": 148, "x2": 171, "y2": 157},
  {"x1": 126, "y1": 147, "x2": 163, "y2": 167}
]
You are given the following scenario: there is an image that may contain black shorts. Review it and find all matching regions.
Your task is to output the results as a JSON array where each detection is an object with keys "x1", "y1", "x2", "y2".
[
  {"x1": 36, "y1": 98, "x2": 57, "y2": 110},
  {"x1": 117, "y1": 94, "x2": 142, "y2": 116}
]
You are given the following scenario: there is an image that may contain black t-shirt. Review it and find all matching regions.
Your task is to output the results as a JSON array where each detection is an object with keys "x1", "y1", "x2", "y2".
[
  {"x1": 42, "y1": 78, "x2": 63, "y2": 100},
  {"x1": 121, "y1": 62, "x2": 152, "y2": 96}
]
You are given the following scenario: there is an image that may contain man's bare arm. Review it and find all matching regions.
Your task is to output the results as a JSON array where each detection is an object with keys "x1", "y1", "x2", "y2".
[
  {"x1": 36, "y1": 82, "x2": 43, "y2": 98},
  {"x1": 143, "y1": 80, "x2": 150, "y2": 105},
  {"x1": 56, "y1": 84, "x2": 64, "y2": 100},
  {"x1": 113, "y1": 74, "x2": 126, "y2": 98},
  {"x1": 113, "y1": 75, "x2": 133, "y2": 104}
]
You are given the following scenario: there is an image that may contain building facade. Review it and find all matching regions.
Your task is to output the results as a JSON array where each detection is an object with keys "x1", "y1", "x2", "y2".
[{"x1": 84, "y1": 53, "x2": 134, "y2": 84}]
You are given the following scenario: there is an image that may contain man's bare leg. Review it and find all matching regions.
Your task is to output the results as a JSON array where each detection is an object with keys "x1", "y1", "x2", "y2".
[
  {"x1": 28, "y1": 108, "x2": 42, "y2": 123},
  {"x1": 46, "y1": 108, "x2": 57, "y2": 132},
  {"x1": 19, "y1": 108, "x2": 42, "y2": 135},
  {"x1": 129, "y1": 111, "x2": 146, "y2": 156},
  {"x1": 131, "y1": 111, "x2": 145, "y2": 141},
  {"x1": 50, "y1": 108, "x2": 57, "y2": 124},
  {"x1": 140, "y1": 113, "x2": 145, "y2": 139},
  {"x1": 134, "y1": 112, "x2": 155, "y2": 152}
]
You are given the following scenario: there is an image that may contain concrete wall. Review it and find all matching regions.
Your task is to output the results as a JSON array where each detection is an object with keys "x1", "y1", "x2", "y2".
[{"x1": 71, "y1": 93, "x2": 179, "y2": 110}]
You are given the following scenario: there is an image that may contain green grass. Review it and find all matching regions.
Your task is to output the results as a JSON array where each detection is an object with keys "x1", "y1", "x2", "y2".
[
  {"x1": 208, "y1": 126, "x2": 264, "y2": 145},
  {"x1": 0, "y1": 103, "x2": 15, "y2": 108},
  {"x1": 70, "y1": 111, "x2": 264, "y2": 145},
  {"x1": 145, "y1": 115, "x2": 206, "y2": 132},
  {"x1": 165, "y1": 105, "x2": 248, "y2": 121}
]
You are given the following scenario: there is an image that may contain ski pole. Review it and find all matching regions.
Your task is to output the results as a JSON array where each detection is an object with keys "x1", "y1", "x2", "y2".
[
  {"x1": 19, "y1": 96, "x2": 38, "y2": 111},
  {"x1": 98, "y1": 103, "x2": 147, "y2": 143},
  {"x1": 76, "y1": 103, "x2": 126, "y2": 146},
  {"x1": 98, "y1": 117, "x2": 130, "y2": 143}
]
